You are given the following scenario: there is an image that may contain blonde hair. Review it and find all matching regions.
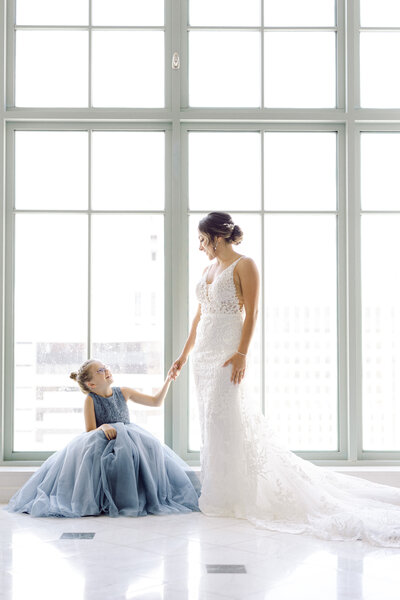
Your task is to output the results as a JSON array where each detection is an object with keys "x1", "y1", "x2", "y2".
[{"x1": 70, "y1": 359, "x2": 97, "y2": 394}]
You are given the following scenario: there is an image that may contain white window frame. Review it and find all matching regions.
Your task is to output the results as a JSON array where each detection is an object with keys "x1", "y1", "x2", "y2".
[
  {"x1": 352, "y1": 123, "x2": 400, "y2": 462},
  {"x1": 177, "y1": 122, "x2": 347, "y2": 465},
  {"x1": 1, "y1": 0, "x2": 400, "y2": 465},
  {"x1": 5, "y1": 0, "x2": 173, "y2": 116},
  {"x1": 3, "y1": 121, "x2": 173, "y2": 462},
  {"x1": 180, "y1": 0, "x2": 345, "y2": 114}
]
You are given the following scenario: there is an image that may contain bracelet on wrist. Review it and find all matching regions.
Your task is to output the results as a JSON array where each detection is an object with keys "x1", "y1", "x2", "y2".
[{"x1": 236, "y1": 351, "x2": 247, "y2": 357}]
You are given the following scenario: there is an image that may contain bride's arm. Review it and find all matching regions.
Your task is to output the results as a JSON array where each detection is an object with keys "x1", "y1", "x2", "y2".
[
  {"x1": 168, "y1": 303, "x2": 202, "y2": 380},
  {"x1": 223, "y1": 258, "x2": 260, "y2": 385}
]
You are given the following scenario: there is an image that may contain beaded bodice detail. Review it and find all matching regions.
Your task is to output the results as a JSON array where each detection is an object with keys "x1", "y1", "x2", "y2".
[
  {"x1": 196, "y1": 257, "x2": 244, "y2": 316},
  {"x1": 90, "y1": 387, "x2": 130, "y2": 427}
]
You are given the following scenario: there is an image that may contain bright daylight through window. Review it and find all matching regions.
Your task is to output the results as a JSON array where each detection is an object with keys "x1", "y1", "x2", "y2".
[{"x1": 1, "y1": 0, "x2": 400, "y2": 463}]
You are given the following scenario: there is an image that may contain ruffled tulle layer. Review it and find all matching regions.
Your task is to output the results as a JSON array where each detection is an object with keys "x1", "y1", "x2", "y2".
[{"x1": 7, "y1": 422, "x2": 200, "y2": 518}]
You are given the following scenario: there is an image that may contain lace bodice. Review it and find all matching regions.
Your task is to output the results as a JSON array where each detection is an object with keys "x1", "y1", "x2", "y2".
[
  {"x1": 196, "y1": 256, "x2": 244, "y2": 315},
  {"x1": 90, "y1": 387, "x2": 130, "y2": 427}
]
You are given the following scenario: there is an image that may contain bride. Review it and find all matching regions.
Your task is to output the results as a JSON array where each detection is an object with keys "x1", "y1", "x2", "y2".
[{"x1": 169, "y1": 211, "x2": 400, "y2": 547}]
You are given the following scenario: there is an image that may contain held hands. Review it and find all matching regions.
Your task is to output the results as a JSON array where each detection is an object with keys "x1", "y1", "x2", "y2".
[
  {"x1": 100, "y1": 424, "x2": 117, "y2": 440},
  {"x1": 168, "y1": 355, "x2": 187, "y2": 381},
  {"x1": 223, "y1": 352, "x2": 246, "y2": 385}
]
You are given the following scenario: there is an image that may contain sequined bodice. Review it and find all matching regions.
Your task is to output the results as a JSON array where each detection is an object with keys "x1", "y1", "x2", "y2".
[
  {"x1": 196, "y1": 257, "x2": 244, "y2": 315},
  {"x1": 90, "y1": 387, "x2": 130, "y2": 427}
]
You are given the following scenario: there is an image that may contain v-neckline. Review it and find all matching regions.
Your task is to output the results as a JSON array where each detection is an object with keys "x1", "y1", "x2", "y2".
[{"x1": 206, "y1": 256, "x2": 243, "y2": 286}]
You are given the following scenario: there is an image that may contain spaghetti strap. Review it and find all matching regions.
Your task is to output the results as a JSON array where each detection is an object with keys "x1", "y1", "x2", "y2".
[{"x1": 232, "y1": 256, "x2": 245, "y2": 268}]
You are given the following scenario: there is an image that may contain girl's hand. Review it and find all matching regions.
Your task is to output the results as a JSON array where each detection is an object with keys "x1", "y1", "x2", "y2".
[
  {"x1": 166, "y1": 371, "x2": 176, "y2": 383},
  {"x1": 168, "y1": 355, "x2": 187, "y2": 381},
  {"x1": 100, "y1": 424, "x2": 117, "y2": 440},
  {"x1": 223, "y1": 353, "x2": 246, "y2": 385}
]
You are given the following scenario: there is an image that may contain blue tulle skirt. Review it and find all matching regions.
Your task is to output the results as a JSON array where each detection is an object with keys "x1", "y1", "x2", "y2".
[{"x1": 6, "y1": 422, "x2": 201, "y2": 518}]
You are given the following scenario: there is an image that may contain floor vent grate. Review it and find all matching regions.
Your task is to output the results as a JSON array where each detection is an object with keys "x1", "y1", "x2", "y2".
[
  {"x1": 206, "y1": 564, "x2": 247, "y2": 574},
  {"x1": 60, "y1": 532, "x2": 96, "y2": 540}
]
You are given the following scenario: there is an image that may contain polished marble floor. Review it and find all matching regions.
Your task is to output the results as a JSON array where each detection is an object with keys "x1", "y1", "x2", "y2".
[{"x1": 1, "y1": 505, "x2": 400, "y2": 600}]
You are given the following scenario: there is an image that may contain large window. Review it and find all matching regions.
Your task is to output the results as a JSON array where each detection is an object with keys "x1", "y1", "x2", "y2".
[
  {"x1": 14, "y1": 0, "x2": 165, "y2": 108},
  {"x1": 1, "y1": 1, "x2": 400, "y2": 464},
  {"x1": 187, "y1": 0, "x2": 337, "y2": 108},
  {"x1": 187, "y1": 127, "x2": 342, "y2": 454},
  {"x1": 6, "y1": 126, "x2": 166, "y2": 458},
  {"x1": 360, "y1": 131, "x2": 400, "y2": 453}
]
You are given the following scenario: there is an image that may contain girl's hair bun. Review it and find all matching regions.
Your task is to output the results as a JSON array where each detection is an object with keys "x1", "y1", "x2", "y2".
[{"x1": 70, "y1": 359, "x2": 97, "y2": 394}]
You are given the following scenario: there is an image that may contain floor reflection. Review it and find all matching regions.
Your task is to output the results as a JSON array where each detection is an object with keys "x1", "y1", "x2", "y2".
[{"x1": 2, "y1": 508, "x2": 400, "y2": 600}]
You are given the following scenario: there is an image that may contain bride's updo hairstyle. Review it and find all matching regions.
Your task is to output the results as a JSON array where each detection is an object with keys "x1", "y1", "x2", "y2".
[
  {"x1": 70, "y1": 359, "x2": 97, "y2": 394},
  {"x1": 198, "y1": 212, "x2": 243, "y2": 246}
]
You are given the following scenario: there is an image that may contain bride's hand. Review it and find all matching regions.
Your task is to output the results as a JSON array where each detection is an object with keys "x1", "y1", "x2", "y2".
[
  {"x1": 223, "y1": 353, "x2": 246, "y2": 385},
  {"x1": 168, "y1": 355, "x2": 187, "y2": 381}
]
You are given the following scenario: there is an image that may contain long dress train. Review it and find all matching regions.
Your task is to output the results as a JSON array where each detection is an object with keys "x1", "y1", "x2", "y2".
[{"x1": 191, "y1": 256, "x2": 400, "y2": 547}]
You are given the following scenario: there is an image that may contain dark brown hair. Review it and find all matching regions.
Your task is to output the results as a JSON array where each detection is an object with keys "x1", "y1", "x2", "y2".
[{"x1": 198, "y1": 212, "x2": 243, "y2": 246}]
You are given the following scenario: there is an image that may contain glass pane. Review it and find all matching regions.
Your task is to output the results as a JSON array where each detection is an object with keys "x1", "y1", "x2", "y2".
[
  {"x1": 189, "y1": 132, "x2": 261, "y2": 211},
  {"x1": 92, "y1": 131, "x2": 164, "y2": 210},
  {"x1": 362, "y1": 215, "x2": 400, "y2": 451},
  {"x1": 92, "y1": 31, "x2": 164, "y2": 108},
  {"x1": 15, "y1": 131, "x2": 88, "y2": 210},
  {"x1": 16, "y1": 0, "x2": 88, "y2": 25},
  {"x1": 189, "y1": 32, "x2": 260, "y2": 107},
  {"x1": 264, "y1": 32, "x2": 336, "y2": 108},
  {"x1": 361, "y1": 0, "x2": 400, "y2": 27},
  {"x1": 91, "y1": 215, "x2": 164, "y2": 442},
  {"x1": 264, "y1": 0, "x2": 335, "y2": 26},
  {"x1": 16, "y1": 31, "x2": 88, "y2": 107},
  {"x1": 265, "y1": 215, "x2": 338, "y2": 451},
  {"x1": 360, "y1": 33, "x2": 400, "y2": 108},
  {"x1": 188, "y1": 214, "x2": 262, "y2": 451},
  {"x1": 93, "y1": 0, "x2": 164, "y2": 25},
  {"x1": 264, "y1": 132, "x2": 337, "y2": 211},
  {"x1": 189, "y1": 0, "x2": 260, "y2": 26},
  {"x1": 361, "y1": 133, "x2": 400, "y2": 211},
  {"x1": 14, "y1": 215, "x2": 88, "y2": 452}
]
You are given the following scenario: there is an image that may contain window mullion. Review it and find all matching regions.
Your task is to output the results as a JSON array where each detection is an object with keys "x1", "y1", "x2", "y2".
[
  {"x1": 336, "y1": 0, "x2": 345, "y2": 109},
  {"x1": 87, "y1": 129, "x2": 92, "y2": 360},
  {"x1": 169, "y1": 0, "x2": 188, "y2": 455},
  {"x1": 260, "y1": 130, "x2": 265, "y2": 416},
  {"x1": 260, "y1": 0, "x2": 264, "y2": 109},
  {"x1": 337, "y1": 126, "x2": 349, "y2": 459},
  {"x1": 88, "y1": 0, "x2": 92, "y2": 108},
  {"x1": 347, "y1": 122, "x2": 361, "y2": 463},
  {"x1": 180, "y1": 0, "x2": 188, "y2": 108},
  {"x1": 3, "y1": 126, "x2": 16, "y2": 462},
  {"x1": 6, "y1": 0, "x2": 16, "y2": 108}
]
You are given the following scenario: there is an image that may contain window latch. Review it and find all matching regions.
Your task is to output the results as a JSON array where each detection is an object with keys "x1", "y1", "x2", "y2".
[{"x1": 172, "y1": 52, "x2": 180, "y2": 70}]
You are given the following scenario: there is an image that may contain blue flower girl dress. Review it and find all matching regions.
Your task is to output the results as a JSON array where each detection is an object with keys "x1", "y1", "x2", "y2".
[{"x1": 7, "y1": 387, "x2": 200, "y2": 518}]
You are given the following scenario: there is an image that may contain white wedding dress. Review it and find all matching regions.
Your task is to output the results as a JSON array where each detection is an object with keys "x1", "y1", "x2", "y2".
[{"x1": 191, "y1": 256, "x2": 400, "y2": 547}]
